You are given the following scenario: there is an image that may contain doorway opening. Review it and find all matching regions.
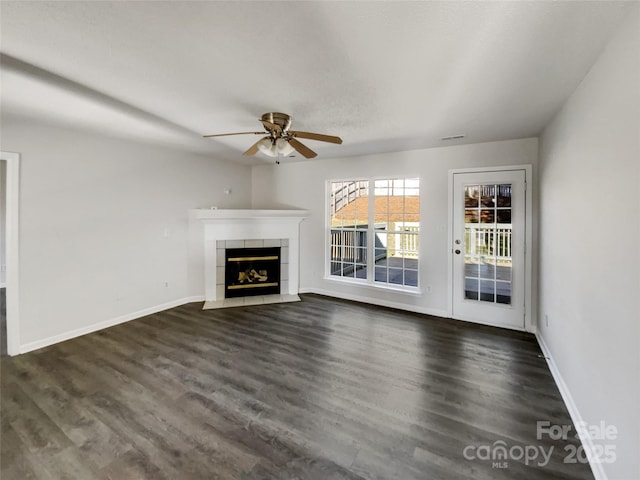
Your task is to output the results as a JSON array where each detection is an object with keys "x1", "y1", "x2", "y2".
[
  {"x1": 449, "y1": 166, "x2": 533, "y2": 331},
  {"x1": 1, "y1": 152, "x2": 20, "y2": 356},
  {"x1": 1, "y1": 160, "x2": 6, "y2": 355}
]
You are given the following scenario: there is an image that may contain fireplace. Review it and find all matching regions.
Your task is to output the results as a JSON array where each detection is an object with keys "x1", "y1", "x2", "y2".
[
  {"x1": 191, "y1": 208, "x2": 308, "y2": 307},
  {"x1": 225, "y1": 247, "x2": 281, "y2": 298}
]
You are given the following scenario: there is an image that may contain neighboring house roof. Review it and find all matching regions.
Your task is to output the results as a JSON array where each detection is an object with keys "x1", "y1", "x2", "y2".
[{"x1": 335, "y1": 196, "x2": 420, "y2": 223}]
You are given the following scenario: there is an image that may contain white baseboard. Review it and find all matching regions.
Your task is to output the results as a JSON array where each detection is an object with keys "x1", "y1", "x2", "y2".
[
  {"x1": 536, "y1": 333, "x2": 607, "y2": 480},
  {"x1": 19, "y1": 296, "x2": 205, "y2": 355},
  {"x1": 299, "y1": 287, "x2": 449, "y2": 319}
]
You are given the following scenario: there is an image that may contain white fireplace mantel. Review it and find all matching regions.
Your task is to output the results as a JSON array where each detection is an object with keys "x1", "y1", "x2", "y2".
[
  {"x1": 191, "y1": 209, "x2": 309, "y2": 302},
  {"x1": 192, "y1": 209, "x2": 309, "y2": 221}
]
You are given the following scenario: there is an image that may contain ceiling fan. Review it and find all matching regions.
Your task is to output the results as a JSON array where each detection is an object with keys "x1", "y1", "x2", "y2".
[{"x1": 203, "y1": 112, "x2": 343, "y2": 159}]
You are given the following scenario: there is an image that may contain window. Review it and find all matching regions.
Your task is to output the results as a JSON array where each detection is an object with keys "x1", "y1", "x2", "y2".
[{"x1": 329, "y1": 177, "x2": 420, "y2": 289}]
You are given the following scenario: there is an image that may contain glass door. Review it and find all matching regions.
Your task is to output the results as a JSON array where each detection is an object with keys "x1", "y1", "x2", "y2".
[{"x1": 452, "y1": 170, "x2": 526, "y2": 329}]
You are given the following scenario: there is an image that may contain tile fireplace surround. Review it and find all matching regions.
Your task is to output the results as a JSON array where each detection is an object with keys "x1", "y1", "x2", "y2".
[{"x1": 191, "y1": 209, "x2": 308, "y2": 308}]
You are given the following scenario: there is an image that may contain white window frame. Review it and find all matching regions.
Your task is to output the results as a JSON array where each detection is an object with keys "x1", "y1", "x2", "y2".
[{"x1": 325, "y1": 176, "x2": 421, "y2": 293}]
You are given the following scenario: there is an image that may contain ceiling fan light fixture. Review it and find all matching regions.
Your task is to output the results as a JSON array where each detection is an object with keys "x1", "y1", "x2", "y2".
[
  {"x1": 256, "y1": 137, "x2": 295, "y2": 157},
  {"x1": 203, "y1": 112, "x2": 341, "y2": 159},
  {"x1": 257, "y1": 137, "x2": 275, "y2": 156},
  {"x1": 275, "y1": 138, "x2": 295, "y2": 156}
]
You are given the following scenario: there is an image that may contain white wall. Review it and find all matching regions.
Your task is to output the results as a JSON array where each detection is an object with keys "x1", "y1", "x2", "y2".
[
  {"x1": 538, "y1": 8, "x2": 639, "y2": 480},
  {"x1": 0, "y1": 160, "x2": 6, "y2": 286},
  {"x1": 1, "y1": 117, "x2": 252, "y2": 350},
  {"x1": 251, "y1": 138, "x2": 537, "y2": 318}
]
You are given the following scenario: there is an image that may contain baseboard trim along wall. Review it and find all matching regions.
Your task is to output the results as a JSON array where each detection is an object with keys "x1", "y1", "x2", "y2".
[
  {"x1": 19, "y1": 296, "x2": 206, "y2": 354},
  {"x1": 536, "y1": 333, "x2": 607, "y2": 480},
  {"x1": 19, "y1": 291, "x2": 446, "y2": 355},
  {"x1": 299, "y1": 287, "x2": 450, "y2": 319}
]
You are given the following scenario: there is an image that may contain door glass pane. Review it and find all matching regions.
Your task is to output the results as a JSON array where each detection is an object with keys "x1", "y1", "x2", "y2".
[
  {"x1": 465, "y1": 186, "x2": 479, "y2": 207},
  {"x1": 497, "y1": 184, "x2": 512, "y2": 207},
  {"x1": 478, "y1": 260, "x2": 495, "y2": 280},
  {"x1": 496, "y1": 261, "x2": 511, "y2": 282},
  {"x1": 497, "y1": 209, "x2": 511, "y2": 223},
  {"x1": 465, "y1": 277, "x2": 479, "y2": 300},
  {"x1": 463, "y1": 183, "x2": 512, "y2": 305},
  {"x1": 496, "y1": 281, "x2": 511, "y2": 304},
  {"x1": 480, "y1": 280, "x2": 496, "y2": 302},
  {"x1": 480, "y1": 209, "x2": 495, "y2": 224},
  {"x1": 480, "y1": 185, "x2": 495, "y2": 207}
]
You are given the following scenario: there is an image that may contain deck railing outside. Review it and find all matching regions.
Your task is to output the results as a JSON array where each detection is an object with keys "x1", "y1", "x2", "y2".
[
  {"x1": 396, "y1": 225, "x2": 419, "y2": 258},
  {"x1": 331, "y1": 224, "x2": 508, "y2": 270},
  {"x1": 330, "y1": 223, "x2": 419, "y2": 274},
  {"x1": 464, "y1": 223, "x2": 512, "y2": 263},
  {"x1": 330, "y1": 229, "x2": 368, "y2": 265},
  {"x1": 331, "y1": 182, "x2": 368, "y2": 214}
]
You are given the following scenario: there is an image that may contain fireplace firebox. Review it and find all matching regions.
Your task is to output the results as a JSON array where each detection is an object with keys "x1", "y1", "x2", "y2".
[{"x1": 225, "y1": 247, "x2": 281, "y2": 298}]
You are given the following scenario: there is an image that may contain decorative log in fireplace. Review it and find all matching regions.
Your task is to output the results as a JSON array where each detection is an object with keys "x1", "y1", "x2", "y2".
[{"x1": 225, "y1": 247, "x2": 281, "y2": 298}]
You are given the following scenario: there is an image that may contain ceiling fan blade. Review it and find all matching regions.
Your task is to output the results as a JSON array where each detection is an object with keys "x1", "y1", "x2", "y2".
[
  {"x1": 260, "y1": 120, "x2": 282, "y2": 135},
  {"x1": 203, "y1": 131, "x2": 264, "y2": 138},
  {"x1": 243, "y1": 137, "x2": 267, "y2": 156},
  {"x1": 290, "y1": 131, "x2": 343, "y2": 144},
  {"x1": 288, "y1": 138, "x2": 317, "y2": 159}
]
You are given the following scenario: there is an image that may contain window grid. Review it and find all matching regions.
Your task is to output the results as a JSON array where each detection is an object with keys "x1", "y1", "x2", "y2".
[
  {"x1": 329, "y1": 177, "x2": 420, "y2": 288},
  {"x1": 463, "y1": 183, "x2": 512, "y2": 304}
]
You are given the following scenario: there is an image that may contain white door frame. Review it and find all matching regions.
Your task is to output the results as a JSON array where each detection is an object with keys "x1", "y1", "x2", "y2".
[
  {"x1": 1, "y1": 151, "x2": 20, "y2": 355},
  {"x1": 447, "y1": 165, "x2": 534, "y2": 332}
]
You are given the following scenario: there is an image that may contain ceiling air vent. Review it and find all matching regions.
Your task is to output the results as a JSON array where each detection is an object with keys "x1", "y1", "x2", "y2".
[{"x1": 441, "y1": 134, "x2": 465, "y2": 141}]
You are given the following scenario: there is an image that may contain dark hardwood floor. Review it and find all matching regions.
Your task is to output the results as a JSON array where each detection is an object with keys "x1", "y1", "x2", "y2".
[{"x1": 1, "y1": 294, "x2": 593, "y2": 479}]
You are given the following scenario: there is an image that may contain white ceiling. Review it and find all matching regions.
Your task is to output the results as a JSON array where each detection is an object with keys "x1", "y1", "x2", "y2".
[{"x1": 0, "y1": 1, "x2": 634, "y2": 165}]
